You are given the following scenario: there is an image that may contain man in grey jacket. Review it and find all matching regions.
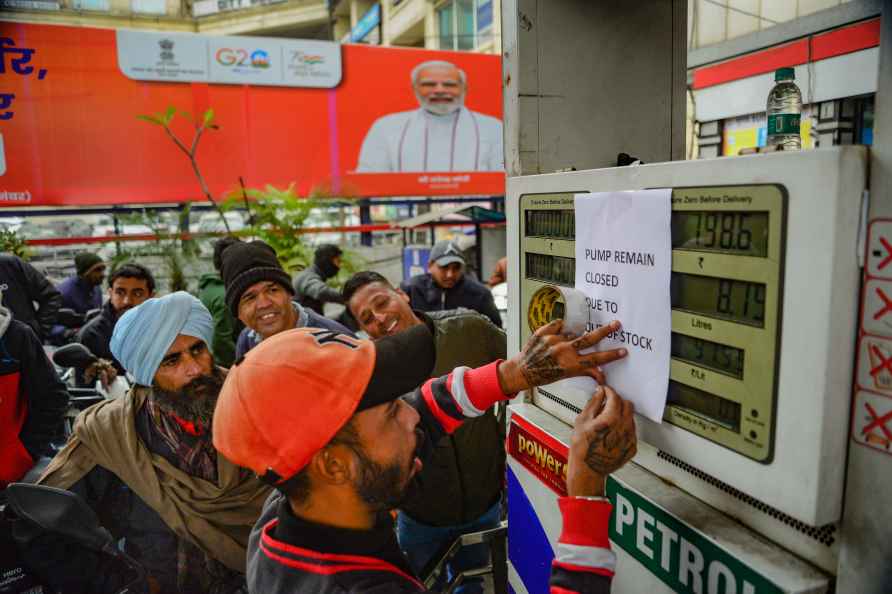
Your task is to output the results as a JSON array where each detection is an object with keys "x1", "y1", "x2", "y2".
[{"x1": 293, "y1": 244, "x2": 344, "y2": 316}]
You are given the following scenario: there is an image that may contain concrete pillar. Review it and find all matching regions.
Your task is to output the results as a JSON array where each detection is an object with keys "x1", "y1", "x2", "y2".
[
  {"x1": 424, "y1": 0, "x2": 437, "y2": 49},
  {"x1": 380, "y1": 0, "x2": 391, "y2": 45}
]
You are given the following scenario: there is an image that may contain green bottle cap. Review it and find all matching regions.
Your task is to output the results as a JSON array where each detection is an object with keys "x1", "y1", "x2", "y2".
[{"x1": 775, "y1": 67, "x2": 795, "y2": 81}]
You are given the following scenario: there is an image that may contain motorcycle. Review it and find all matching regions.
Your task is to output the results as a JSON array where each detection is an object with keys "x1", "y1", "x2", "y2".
[{"x1": 2, "y1": 483, "x2": 145, "y2": 594}]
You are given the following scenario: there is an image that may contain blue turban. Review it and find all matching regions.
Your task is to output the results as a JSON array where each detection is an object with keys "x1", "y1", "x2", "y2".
[{"x1": 111, "y1": 291, "x2": 214, "y2": 386}]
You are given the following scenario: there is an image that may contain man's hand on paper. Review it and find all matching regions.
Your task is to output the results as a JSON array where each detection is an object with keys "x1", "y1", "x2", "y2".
[
  {"x1": 567, "y1": 386, "x2": 638, "y2": 497},
  {"x1": 497, "y1": 319, "x2": 628, "y2": 395}
]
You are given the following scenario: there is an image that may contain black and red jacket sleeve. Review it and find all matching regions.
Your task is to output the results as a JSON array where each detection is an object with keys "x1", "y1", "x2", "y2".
[
  {"x1": 549, "y1": 497, "x2": 615, "y2": 593},
  {"x1": 408, "y1": 362, "x2": 616, "y2": 594}
]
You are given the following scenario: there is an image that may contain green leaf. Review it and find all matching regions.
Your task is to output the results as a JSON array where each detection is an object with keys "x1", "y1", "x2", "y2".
[
  {"x1": 164, "y1": 106, "x2": 176, "y2": 125},
  {"x1": 136, "y1": 114, "x2": 163, "y2": 125},
  {"x1": 203, "y1": 108, "x2": 215, "y2": 126}
]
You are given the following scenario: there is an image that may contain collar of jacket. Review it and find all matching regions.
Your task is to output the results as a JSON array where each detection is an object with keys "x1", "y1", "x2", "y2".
[{"x1": 274, "y1": 496, "x2": 403, "y2": 559}]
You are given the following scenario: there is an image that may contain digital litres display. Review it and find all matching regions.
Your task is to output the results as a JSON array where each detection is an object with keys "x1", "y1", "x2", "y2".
[
  {"x1": 667, "y1": 381, "x2": 741, "y2": 432},
  {"x1": 671, "y1": 333, "x2": 744, "y2": 379},
  {"x1": 672, "y1": 211, "x2": 769, "y2": 257},
  {"x1": 672, "y1": 273, "x2": 766, "y2": 327},
  {"x1": 526, "y1": 253, "x2": 574, "y2": 286},
  {"x1": 525, "y1": 209, "x2": 575, "y2": 239}
]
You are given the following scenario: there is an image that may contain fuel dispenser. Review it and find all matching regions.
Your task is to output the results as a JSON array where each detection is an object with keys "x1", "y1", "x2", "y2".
[
  {"x1": 505, "y1": 148, "x2": 864, "y2": 594},
  {"x1": 500, "y1": 2, "x2": 890, "y2": 592}
]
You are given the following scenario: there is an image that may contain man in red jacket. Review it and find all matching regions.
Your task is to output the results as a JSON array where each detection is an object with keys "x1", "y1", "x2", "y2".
[
  {"x1": 214, "y1": 319, "x2": 635, "y2": 593},
  {"x1": 0, "y1": 299, "x2": 68, "y2": 487}
]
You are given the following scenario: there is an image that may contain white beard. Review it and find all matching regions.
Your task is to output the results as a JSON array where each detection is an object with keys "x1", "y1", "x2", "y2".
[{"x1": 416, "y1": 92, "x2": 465, "y2": 116}]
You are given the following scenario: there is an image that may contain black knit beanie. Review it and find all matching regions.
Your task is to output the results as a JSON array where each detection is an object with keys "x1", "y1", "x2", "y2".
[
  {"x1": 75, "y1": 253, "x2": 103, "y2": 276},
  {"x1": 221, "y1": 240, "x2": 294, "y2": 317}
]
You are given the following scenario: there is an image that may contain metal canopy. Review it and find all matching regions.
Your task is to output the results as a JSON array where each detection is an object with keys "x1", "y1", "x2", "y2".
[{"x1": 392, "y1": 205, "x2": 506, "y2": 229}]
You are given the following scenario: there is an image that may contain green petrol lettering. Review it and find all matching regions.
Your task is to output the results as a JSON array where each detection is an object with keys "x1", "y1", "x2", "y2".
[{"x1": 607, "y1": 478, "x2": 782, "y2": 594}]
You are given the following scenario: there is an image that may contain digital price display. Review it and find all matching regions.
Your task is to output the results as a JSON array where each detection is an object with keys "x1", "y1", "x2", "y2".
[
  {"x1": 671, "y1": 211, "x2": 769, "y2": 257},
  {"x1": 519, "y1": 185, "x2": 785, "y2": 462},
  {"x1": 526, "y1": 209, "x2": 575, "y2": 239},
  {"x1": 668, "y1": 381, "x2": 742, "y2": 431},
  {"x1": 671, "y1": 273, "x2": 766, "y2": 327},
  {"x1": 526, "y1": 253, "x2": 574, "y2": 286},
  {"x1": 671, "y1": 333, "x2": 744, "y2": 379}
]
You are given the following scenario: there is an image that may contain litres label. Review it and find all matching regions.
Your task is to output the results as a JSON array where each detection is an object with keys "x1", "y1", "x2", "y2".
[{"x1": 767, "y1": 114, "x2": 800, "y2": 135}]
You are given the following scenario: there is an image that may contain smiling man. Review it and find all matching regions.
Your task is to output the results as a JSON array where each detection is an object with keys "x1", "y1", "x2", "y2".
[
  {"x1": 19, "y1": 292, "x2": 271, "y2": 593},
  {"x1": 221, "y1": 240, "x2": 352, "y2": 358},
  {"x1": 356, "y1": 59, "x2": 503, "y2": 172},
  {"x1": 214, "y1": 320, "x2": 634, "y2": 594},
  {"x1": 344, "y1": 270, "x2": 508, "y2": 592}
]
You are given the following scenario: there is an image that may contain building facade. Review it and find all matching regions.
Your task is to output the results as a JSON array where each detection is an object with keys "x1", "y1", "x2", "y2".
[
  {"x1": 688, "y1": 0, "x2": 879, "y2": 158},
  {"x1": 331, "y1": 0, "x2": 500, "y2": 54},
  {"x1": 0, "y1": 0, "x2": 499, "y2": 54}
]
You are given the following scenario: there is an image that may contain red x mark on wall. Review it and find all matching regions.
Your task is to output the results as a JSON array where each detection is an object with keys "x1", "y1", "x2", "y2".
[
  {"x1": 878, "y1": 237, "x2": 892, "y2": 271},
  {"x1": 873, "y1": 287, "x2": 892, "y2": 320},
  {"x1": 862, "y1": 402, "x2": 892, "y2": 442},
  {"x1": 869, "y1": 344, "x2": 892, "y2": 378}
]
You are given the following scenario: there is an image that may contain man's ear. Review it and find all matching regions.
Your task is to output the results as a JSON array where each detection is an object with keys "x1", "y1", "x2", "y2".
[
  {"x1": 310, "y1": 444, "x2": 354, "y2": 486},
  {"x1": 396, "y1": 288, "x2": 410, "y2": 303}
]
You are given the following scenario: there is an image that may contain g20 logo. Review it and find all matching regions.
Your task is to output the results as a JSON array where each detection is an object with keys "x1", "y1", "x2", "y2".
[{"x1": 215, "y1": 48, "x2": 271, "y2": 69}]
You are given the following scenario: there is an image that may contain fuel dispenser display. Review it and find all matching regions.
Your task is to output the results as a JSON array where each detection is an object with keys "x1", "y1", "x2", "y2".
[
  {"x1": 507, "y1": 147, "x2": 867, "y2": 537},
  {"x1": 521, "y1": 184, "x2": 785, "y2": 462}
]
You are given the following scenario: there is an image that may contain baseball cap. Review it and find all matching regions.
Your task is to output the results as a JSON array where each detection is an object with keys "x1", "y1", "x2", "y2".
[
  {"x1": 429, "y1": 240, "x2": 465, "y2": 267},
  {"x1": 212, "y1": 324, "x2": 436, "y2": 488}
]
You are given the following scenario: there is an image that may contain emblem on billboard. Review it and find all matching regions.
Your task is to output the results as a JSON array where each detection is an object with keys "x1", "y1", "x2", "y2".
[{"x1": 158, "y1": 39, "x2": 174, "y2": 63}]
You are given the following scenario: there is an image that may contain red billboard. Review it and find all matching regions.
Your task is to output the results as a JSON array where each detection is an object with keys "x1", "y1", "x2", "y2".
[{"x1": 0, "y1": 23, "x2": 504, "y2": 206}]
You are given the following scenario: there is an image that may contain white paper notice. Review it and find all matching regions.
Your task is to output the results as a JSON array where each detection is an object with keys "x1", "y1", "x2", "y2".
[{"x1": 574, "y1": 189, "x2": 672, "y2": 422}]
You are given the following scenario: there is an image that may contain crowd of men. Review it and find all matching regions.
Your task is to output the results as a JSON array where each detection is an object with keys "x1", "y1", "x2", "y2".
[{"x1": 2, "y1": 237, "x2": 637, "y2": 594}]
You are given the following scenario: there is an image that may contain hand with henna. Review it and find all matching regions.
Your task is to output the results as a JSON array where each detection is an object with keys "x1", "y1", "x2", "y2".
[
  {"x1": 566, "y1": 385, "x2": 637, "y2": 497},
  {"x1": 496, "y1": 319, "x2": 627, "y2": 395}
]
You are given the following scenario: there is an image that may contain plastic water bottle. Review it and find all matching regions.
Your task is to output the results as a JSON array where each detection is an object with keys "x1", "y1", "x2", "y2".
[{"x1": 766, "y1": 67, "x2": 802, "y2": 150}]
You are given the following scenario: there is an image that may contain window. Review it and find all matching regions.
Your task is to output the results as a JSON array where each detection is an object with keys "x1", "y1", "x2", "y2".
[
  {"x1": 131, "y1": 0, "x2": 166, "y2": 14},
  {"x1": 437, "y1": 0, "x2": 476, "y2": 51}
]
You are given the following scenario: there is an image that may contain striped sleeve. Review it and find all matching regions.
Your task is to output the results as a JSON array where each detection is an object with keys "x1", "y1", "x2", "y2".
[
  {"x1": 549, "y1": 497, "x2": 616, "y2": 594},
  {"x1": 418, "y1": 360, "x2": 507, "y2": 435}
]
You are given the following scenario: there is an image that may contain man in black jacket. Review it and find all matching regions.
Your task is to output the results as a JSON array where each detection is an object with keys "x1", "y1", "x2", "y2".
[
  {"x1": 77, "y1": 263, "x2": 155, "y2": 385},
  {"x1": 0, "y1": 299, "x2": 68, "y2": 487},
  {"x1": 400, "y1": 240, "x2": 502, "y2": 328},
  {"x1": 0, "y1": 254, "x2": 61, "y2": 341},
  {"x1": 213, "y1": 320, "x2": 634, "y2": 594},
  {"x1": 344, "y1": 270, "x2": 506, "y2": 592}
]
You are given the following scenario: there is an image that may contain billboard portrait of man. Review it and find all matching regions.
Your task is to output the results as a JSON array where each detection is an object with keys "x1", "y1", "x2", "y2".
[{"x1": 356, "y1": 60, "x2": 503, "y2": 172}]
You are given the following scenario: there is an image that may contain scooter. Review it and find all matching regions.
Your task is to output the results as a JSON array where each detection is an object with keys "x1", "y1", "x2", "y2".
[{"x1": 3, "y1": 483, "x2": 145, "y2": 594}]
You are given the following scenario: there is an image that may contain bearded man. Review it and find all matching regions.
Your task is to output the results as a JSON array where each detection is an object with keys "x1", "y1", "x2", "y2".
[
  {"x1": 356, "y1": 60, "x2": 503, "y2": 172},
  {"x1": 17, "y1": 292, "x2": 271, "y2": 594},
  {"x1": 214, "y1": 320, "x2": 635, "y2": 594}
]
